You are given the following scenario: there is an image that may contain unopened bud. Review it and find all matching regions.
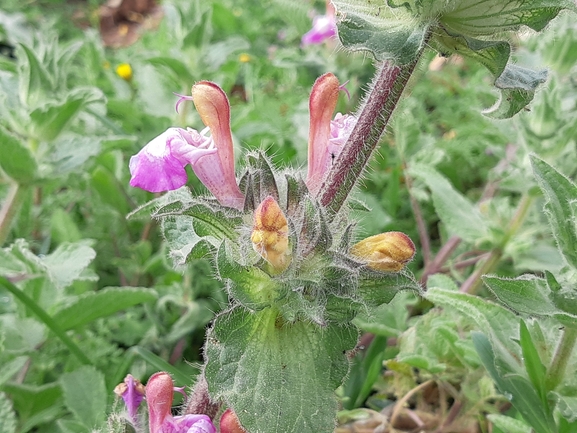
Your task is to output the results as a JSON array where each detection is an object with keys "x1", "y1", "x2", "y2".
[
  {"x1": 251, "y1": 196, "x2": 291, "y2": 272},
  {"x1": 220, "y1": 409, "x2": 246, "y2": 433},
  {"x1": 350, "y1": 231, "x2": 415, "y2": 272}
]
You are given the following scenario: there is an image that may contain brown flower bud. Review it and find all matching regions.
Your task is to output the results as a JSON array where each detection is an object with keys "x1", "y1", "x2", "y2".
[
  {"x1": 350, "y1": 231, "x2": 415, "y2": 272},
  {"x1": 220, "y1": 409, "x2": 246, "y2": 433},
  {"x1": 251, "y1": 196, "x2": 291, "y2": 272}
]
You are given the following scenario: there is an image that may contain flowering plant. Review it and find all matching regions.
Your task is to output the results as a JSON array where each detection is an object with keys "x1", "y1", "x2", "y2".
[{"x1": 128, "y1": 72, "x2": 419, "y2": 432}]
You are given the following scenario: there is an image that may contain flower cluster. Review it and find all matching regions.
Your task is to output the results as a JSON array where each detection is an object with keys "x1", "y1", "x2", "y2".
[
  {"x1": 129, "y1": 73, "x2": 355, "y2": 204},
  {"x1": 115, "y1": 372, "x2": 216, "y2": 433}
]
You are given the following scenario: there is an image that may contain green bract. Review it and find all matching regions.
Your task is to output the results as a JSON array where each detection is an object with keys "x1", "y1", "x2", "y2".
[
  {"x1": 154, "y1": 152, "x2": 420, "y2": 433},
  {"x1": 334, "y1": 0, "x2": 576, "y2": 118}
]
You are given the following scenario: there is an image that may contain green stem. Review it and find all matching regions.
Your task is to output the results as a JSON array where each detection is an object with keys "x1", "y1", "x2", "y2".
[
  {"x1": 0, "y1": 183, "x2": 28, "y2": 246},
  {"x1": 318, "y1": 56, "x2": 422, "y2": 214},
  {"x1": 545, "y1": 326, "x2": 577, "y2": 391},
  {"x1": 0, "y1": 276, "x2": 92, "y2": 365}
]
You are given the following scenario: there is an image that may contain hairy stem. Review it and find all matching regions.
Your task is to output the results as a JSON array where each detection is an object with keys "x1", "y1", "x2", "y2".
[
  {"x1": 0, "y1": 182, "x2": 28, "y2": 246},
  {"x1": 318, "y1": 58, "x2": 420, "y2": 214},
  {"x1": 545, "y1": 326, "x2": 577, "y2": 391},
  {"x1": 0, "y1": 276, "x2": 92, "y2": 365}
]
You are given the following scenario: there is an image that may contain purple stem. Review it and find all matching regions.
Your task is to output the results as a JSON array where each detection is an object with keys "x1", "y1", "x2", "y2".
[{"x1": 318, "y1": 59, "x2": 419, "y2": 214}]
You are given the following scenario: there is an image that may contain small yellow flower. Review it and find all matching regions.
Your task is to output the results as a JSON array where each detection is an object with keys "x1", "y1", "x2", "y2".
[
  {"x1": 251, "y1": 196, "x2": 291, "y2": 272},
  {"x1": 239, "y1": 53, "x2": 251, "y2": 63},
  {"x1": 350, "y1": 231, "x2": 415, "y2": 272},
  {"x1": 116, "y1": 63, "x2": 133, "y2": 82},
  {"x1": 103, "y1": 60, "x2": 111, "y2": 70}
]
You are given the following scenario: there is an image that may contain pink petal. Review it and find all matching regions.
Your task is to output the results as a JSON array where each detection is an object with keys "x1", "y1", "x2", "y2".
[
  {"x1": 301, "y1": 15, "x2": 336, "y2": 46},
  {"x1": 146, "y1": 373, "x2": 174, "y2": 433},
  {"x1": 129, "y1": 128, "x2": 217, "y2": 193},
  {"x1": 306, "y1": 73, "x2": 340, "y2": 195},
  {"x1": 191, "y1": 82, "x2": 244, "y2": 209}
]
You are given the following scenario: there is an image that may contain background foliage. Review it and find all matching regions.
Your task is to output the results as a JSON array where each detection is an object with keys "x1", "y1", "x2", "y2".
[{"x1": 0, "y1": 0, "x2": 576, "y2": 432}]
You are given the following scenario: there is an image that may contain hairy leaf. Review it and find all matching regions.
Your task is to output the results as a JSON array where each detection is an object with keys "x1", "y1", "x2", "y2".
[
  {"x1": 52, "y1": 287, "x2": 157, "y2": 331},
  {"x1": 205, "y1": 307, "x2": 357, "y2": 433},
  {"x1": 531, "y1": 155, "x2": 577, "y2": 271}
]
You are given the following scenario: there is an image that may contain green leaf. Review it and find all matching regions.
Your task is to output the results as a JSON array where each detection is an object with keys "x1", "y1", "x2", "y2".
[
  {"x1": 425, "y1": 287, "x2": 521, "y2": 369},
  {"x1": 147, "y1": 57, "x2": 194, "y2": 83},
  {"x1": 41, "y1": 242, "x2": 97, "y2": 289},
  {"x1": 91, "y1": 166, "x2": 130, "y2": 214},
  {"x1": 50, "y1": 208, "x2": 82, "y2": 243},
  {"x1": 161, "y1": 214, "x2": 202, "y2": 266},
  {"x1": 29, "y1": 88, "x2": 103, "y2": 141},
  {"x1": 440, "y1": 0, "x2": 575, "y2": 36},
  {"x1": 531, "y1": 155, "x2": 577, "y2": 270},
  {"x1": 335, "y1": 2, "x2": 429, "y2": 64},
  {"x1": 17, "y1": 44, "x2": 52, "y2": 107},
  {"x1": 52, "y1": 287, "x2": 157, "y2": 331},
  {"x1": 129, "y1": 346, "x2": 190, "y2": 385},
  {"x1": 550, "y1": 392, "x2": 577, "y2": 422},
  {"x1": 56, "y1": 419, "x2": 90, "y2": 433},
  {"x1": 409, "y1": 164, "x2": 489, "y2": 242},
  {"x1": 0, "y1": 392, "x2": 17, "y2": 433},
  {"x1": 483, "y1": 275, "x2": 556, "y2": 316},
  {"x1": 485, "y1": 64, "x2": 548, "y2": 119},
  {"x1": 2, "y1": 382, "x2": 62, "y2": 426},
  {"x1": 519, "y1": 320, "x2": 547, "y2": 406},
  {"x1": 216, "y1": 242, "x2": 279, "y2": 310},
  {"x1": 357, "y1": 270, "x2": 421, "y2": 308},
  {"x1": 487, "y1": 414, "x2": 531, "y2": 433},
  {"x1": 432, "y1": 31, "x2": 547, "y2": 118},
  {"x1": 47, "y1": 135, "x2": 102, "y2": 175},
  {"x1": 0, "y1": 356, "x2": 28, "y2": 387},
  {"x1": 0, "y1": 126, "x2": 37, "y2": 183},
  {"x1": 205, "y1": 307, "x2": 358, "y2": 433},
  {"x1": 60, "y1": 366, "x2": 107, "y2": 430},
  {"x1": 472, "y1": 332, "x2": 556, "y2": 433}
]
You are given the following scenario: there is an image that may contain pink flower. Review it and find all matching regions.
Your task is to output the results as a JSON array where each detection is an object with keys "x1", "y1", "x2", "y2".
[
  {"x1": 146, "y1": 372, "x2": 216, "y2": 433},
  {"x1": 301, "y1": 14, "x2": 336, "y2": 46},
  {"x1": 129, "y1": 82, "x2": 245, "y2": 210},
  {"x1": 306, "y1": 73, "x2": 356, "y2": 195}
]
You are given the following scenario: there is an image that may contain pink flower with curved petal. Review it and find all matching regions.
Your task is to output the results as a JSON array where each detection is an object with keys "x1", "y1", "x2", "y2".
[
  {"x1": 306, "y1": 73, "x2": 356, "y2": 195},
  {"x1": 146, "y1": 372, "x2": 216, "y2": 433},
  {"x1": 129, "y1": 82, "x2": 245, "y2": 210},
  {"x1": 302, "y1": 14, "x2": 336, "y2": 46},
  {"x1": 129, "y1": 127, "x2": 217, "y2": 193}
]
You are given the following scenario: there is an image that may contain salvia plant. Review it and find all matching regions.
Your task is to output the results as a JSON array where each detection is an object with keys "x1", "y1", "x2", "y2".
[
  {"x1": 117, "y1": 1, "x2": 577, "y2": 433},
  {"x1": 1, "y1": 0, "x2": 577, "y2": 433}
]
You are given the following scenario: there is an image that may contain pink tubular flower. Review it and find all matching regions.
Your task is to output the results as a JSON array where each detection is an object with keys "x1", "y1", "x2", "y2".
[
  {"x1": 146, "y1": 372, "x2": 216, "y2": 433},
  {"x1": 301, "y1": 14, "x2": 336, "y2": 45},
  {"x1": 129, "y1": 82, "x2": 245, "y2": 210},
  {"x1": 306, "y1": 73, "x2": 356, "y2": 195},
  {"x1": 301, "y1": 1, "x2": 336, "y2": 46}
]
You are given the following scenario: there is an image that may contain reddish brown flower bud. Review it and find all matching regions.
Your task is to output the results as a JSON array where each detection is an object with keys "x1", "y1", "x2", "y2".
[
  {"x1": 251, "y1": 196, "x2": 291, "y2": 272},
  {"x1": 220, "y1": 409, "x2": 246, "y2": 433},
  {"x1": 350, "y1": 231, "x2": 415, "y2": 272}
]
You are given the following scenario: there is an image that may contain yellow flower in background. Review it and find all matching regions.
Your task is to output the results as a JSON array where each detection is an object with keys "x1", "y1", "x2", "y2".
[
  {"x1": 239, "y1": 53, "x2": 251, "y2": 63},
  {"x1": 116, "y1": 63, "x2": 133, "y2": 82}
]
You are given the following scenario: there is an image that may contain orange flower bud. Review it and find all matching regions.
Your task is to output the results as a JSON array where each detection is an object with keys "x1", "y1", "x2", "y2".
[
  {"x1": 350, "y1": 231, "x2": 415, "y2": 272},
  {"x1": 251, "y1": 196, "x2": 291, "y2": 272},
  {"x1": 220, "y1": 409, "x2": 246, "y2": 433}
]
